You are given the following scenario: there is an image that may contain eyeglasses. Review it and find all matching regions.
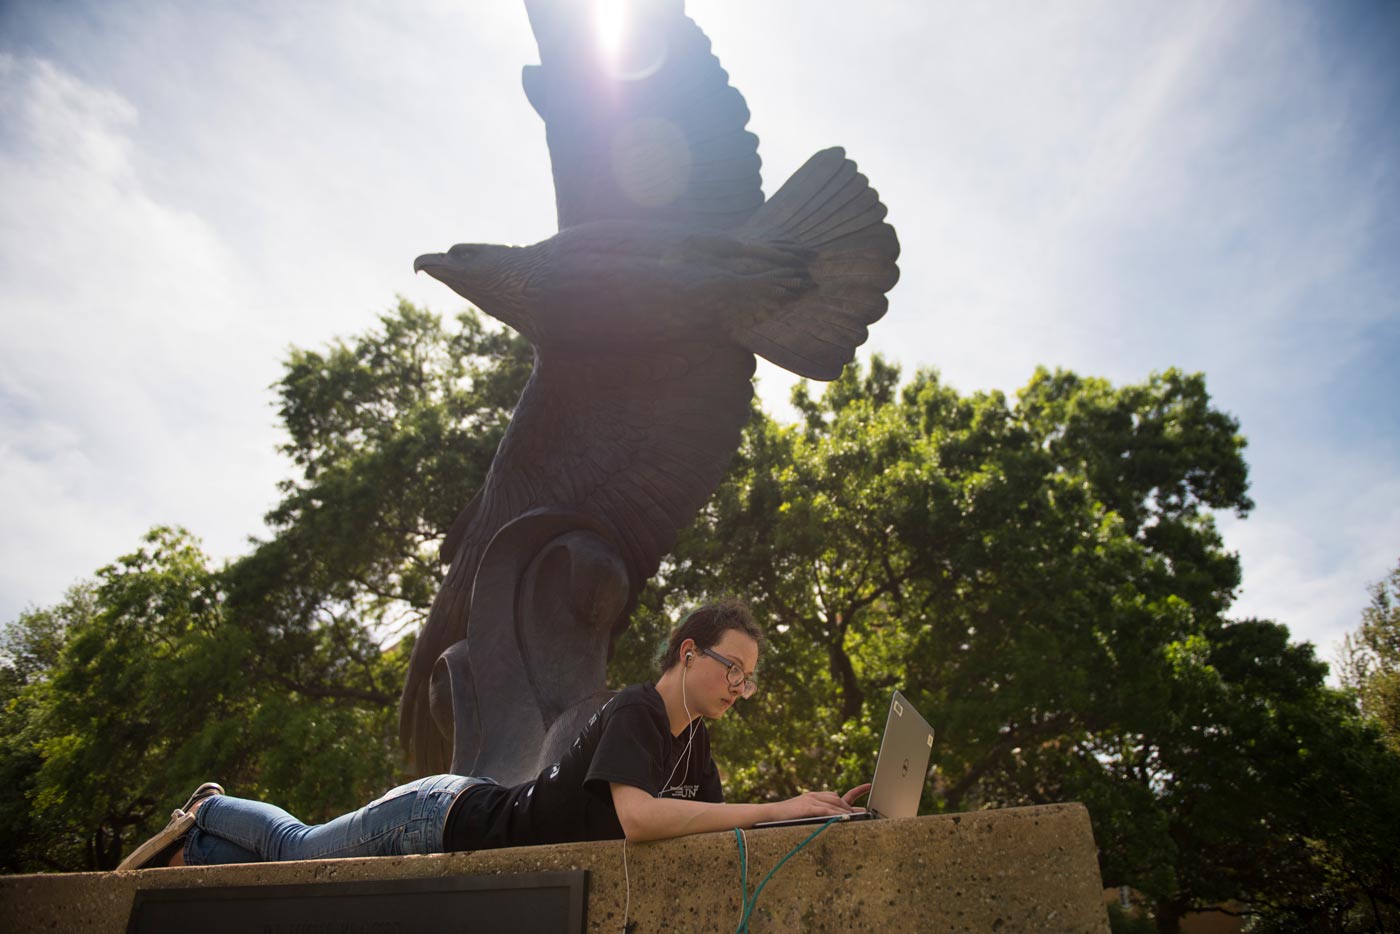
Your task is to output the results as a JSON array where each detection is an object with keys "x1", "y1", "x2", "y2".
[{"x1": 699, "y1": 647, "x2": 757, "y2": 698}]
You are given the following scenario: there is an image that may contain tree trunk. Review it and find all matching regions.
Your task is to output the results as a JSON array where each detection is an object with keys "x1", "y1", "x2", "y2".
[{"x1": 827, "y1": 637, "x2": 864, "y2": 722}]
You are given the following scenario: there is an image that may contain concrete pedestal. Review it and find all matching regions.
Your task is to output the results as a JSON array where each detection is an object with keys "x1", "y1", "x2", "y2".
[{"x1": 0, "y1": 802, "x2": 1109, "y2": 932}]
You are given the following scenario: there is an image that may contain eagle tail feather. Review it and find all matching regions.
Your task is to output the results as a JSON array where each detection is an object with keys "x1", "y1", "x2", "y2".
[{"x1": 731, "y1": 148, "x2": 900, "y2": 381}]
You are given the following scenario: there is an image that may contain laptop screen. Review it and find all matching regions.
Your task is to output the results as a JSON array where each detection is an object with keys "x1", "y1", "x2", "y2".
[
  {"x1": 751, "y1": 688, "x2": 935, "y2": 829},
  {"x1": 866, "y1": 689, "x2": 936, "y2": 819}
]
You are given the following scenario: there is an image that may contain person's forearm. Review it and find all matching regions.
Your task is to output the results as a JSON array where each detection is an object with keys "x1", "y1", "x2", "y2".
[{"x1": 611, "y1": 785, "x2": 779, "y2": 842}]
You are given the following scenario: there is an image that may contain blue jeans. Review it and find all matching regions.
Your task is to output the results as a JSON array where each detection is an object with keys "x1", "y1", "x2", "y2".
[{"x1": 183, "y1": 775, "x2": 495, "y2": 865}]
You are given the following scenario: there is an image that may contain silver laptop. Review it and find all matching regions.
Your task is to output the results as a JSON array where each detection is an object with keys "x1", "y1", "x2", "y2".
[{"x1": 754, "y1": 689, "x2": 935, "y2": 828}]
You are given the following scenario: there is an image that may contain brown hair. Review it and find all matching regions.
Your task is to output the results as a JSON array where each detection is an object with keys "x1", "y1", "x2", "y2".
[{"x1": 659, "y1": 598, "x2": 763, "y2": 672}]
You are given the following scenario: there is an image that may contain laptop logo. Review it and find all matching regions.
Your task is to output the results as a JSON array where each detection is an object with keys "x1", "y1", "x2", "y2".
[
  {"x1": 902, "y1": 757, "x2": 910, "y2": 777},
  {"x1": 893, "y1": 700, "x2": 904, "y2": 717}
]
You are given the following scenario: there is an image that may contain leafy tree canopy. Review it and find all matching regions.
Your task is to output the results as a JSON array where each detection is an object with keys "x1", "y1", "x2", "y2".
[
  {"x1": 3, "y1": 307, "x2": 1396, "y2": 934},
  {"x1": 0, "y1": 301, "x2": 531, "y2": 871},
  {"x1": 622, "y1": 358, "x2": 1397, "y2": 933},
  {"x1": 1339, "y1": 560, "x2": 1400, "y2": 753}
]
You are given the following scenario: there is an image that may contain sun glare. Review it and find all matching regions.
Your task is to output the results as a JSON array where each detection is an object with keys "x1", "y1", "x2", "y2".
[
  {"x1": 592, "y1": 0, "x2": 668, "y2": 81},
  {"x1": 595, "y1": 0, "x2": 629, "y2": 64}
]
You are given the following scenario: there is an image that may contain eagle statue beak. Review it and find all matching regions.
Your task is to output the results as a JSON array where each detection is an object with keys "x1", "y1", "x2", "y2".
[{"x1": 413, "y1": 253, "x2": 445, "y2": 274}]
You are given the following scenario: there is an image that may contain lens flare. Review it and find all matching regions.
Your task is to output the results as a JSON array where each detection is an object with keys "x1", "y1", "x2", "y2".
[
  {"x1": 594, "y1": 0, "x2": 629, "y2": 64},
  {"x1": 593, "y1": 0, "x2": 667, "y2": 81}
]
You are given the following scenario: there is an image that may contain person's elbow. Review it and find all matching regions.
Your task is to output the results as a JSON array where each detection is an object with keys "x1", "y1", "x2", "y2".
[{"x1": 610, "y1": 783, "x2": 664, "y2": 842}]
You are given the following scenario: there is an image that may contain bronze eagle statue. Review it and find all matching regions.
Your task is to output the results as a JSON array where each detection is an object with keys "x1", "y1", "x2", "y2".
[{"x1": 402, "y1": 0, "x2": 900, "y2": 780}]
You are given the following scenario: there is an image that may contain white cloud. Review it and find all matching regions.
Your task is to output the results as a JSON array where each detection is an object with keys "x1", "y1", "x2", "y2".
[
  {"x1": 1221, "y1": 466, "x2": 1400, "y2": 672},
  {"x1": 0, "y1": 54, "x2": 281, "y2": 617},
  {"x1": 0, "y1": 4, "x2": 555, "y2": 620}
]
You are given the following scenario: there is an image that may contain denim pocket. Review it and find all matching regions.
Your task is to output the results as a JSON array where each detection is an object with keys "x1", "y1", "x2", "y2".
[
  {"x1": 358, "y1": 785, "x2": 420, "y2": 851},
  {"x1": 359, "y1": 776, "x2": 482, "y2": 856},
  {"x1": 367, "y1": 781, "x2": 421, "y2": 809}
]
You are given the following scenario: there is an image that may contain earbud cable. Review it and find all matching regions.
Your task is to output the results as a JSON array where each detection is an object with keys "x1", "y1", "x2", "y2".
[
  {"x1": 660, "y1": 662, "x2": 698, "y2": 795},
  {"x1": 621, "y1": 837, "x2": 631, "y2": 933}
]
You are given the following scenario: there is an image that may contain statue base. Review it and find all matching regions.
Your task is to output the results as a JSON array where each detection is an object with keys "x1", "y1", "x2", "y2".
[{"x1": 0, "y1": 803, "x2": 1109, "y2": 932}]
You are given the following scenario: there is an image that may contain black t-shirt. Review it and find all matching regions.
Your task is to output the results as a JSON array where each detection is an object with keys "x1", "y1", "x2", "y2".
[{"x1": 445, "y1": 682, "x2": 723, "y2": 851}]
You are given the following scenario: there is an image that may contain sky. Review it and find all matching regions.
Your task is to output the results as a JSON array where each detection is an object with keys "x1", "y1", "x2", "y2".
[{"x1": 1, "y1": 0, "x2": 1397, "y2": 669}]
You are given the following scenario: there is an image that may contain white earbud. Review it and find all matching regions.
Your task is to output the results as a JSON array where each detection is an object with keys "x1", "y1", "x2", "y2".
[{"x1": 686, "y1": 652, "x2": 694, "y2": 661}]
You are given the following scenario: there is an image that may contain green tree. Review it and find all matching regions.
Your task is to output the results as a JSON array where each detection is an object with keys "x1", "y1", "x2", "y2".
[
  {"x1": 1339, "y1": 560, "x2": 1400, "y2": 753},
  {"x1": 223, "y1": 298, "x2": 532, "y2": 695},
  {"x1": 215, "y1": 299, "x2": 531, "y2": 817},
  {"x1": 1053, "y1": 619, "x2": 1400, "y2": 932},
  {"x1": 0, "y1": 585, "x2": 93, "y2": 871},
  {"x1": 0, "y1": 300, "x2": 533, "y2": 871},
  {"x1": 1, "y1": 529, "x2": 238, "y2": 870},
  {"x1": 645, "y1": 359, "x2": 1398, "y2": 933},
  {"x1": 650, "y1": 362, "x2": 1252, "y2": 803},
  {"x1": 0, "y1": 527, "x2": 411, "y2": 872}
]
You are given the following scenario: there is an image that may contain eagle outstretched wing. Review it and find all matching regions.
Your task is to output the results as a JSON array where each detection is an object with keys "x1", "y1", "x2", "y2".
[{"x1": 522, "y1": 0, "x2": 763, "y2": 230}]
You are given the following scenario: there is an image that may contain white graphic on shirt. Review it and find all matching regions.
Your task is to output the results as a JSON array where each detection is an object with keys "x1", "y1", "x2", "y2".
[{"x1": 662, "y1": 784, "x2": 701, "y2": 799}]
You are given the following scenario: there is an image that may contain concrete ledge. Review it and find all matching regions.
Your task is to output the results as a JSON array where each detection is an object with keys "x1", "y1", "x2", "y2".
[{"x1": 0, "y1": 802, "x2": 1108, "y2": 932}]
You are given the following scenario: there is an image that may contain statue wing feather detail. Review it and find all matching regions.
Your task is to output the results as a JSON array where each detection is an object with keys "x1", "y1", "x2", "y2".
[{"x1": 522, "y1": 0, "x2": 763, "y2": 231}]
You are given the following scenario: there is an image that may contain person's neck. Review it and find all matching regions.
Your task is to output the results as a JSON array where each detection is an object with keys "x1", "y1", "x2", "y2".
[{"x1": 653, "y1": 669, "x2": 698, "y2": 737}]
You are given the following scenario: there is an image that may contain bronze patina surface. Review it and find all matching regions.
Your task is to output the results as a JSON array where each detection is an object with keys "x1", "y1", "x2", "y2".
[{"x1": 400, "y1": 0, "x2": 901, "y2": 780}]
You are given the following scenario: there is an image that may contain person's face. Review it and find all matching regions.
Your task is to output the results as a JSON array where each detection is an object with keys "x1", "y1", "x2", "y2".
[{"x1": 684, "y1": 629, "x2": 759, "y2": 719}]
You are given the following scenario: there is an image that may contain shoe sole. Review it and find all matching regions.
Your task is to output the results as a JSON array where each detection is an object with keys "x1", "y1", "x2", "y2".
[
  {"x1": 116, "y1": 809, "x2": 196, "y2": 871},
  {"x1": 117, "y1": 782, "x2": 225, "y2": 871}
]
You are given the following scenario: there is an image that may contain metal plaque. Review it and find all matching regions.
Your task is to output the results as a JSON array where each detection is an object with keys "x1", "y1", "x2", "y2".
[{"x1": 126, "y1": 870, "x2": 588, "y2": 934}]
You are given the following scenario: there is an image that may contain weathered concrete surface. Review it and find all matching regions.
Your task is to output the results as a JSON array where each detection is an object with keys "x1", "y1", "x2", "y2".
[{"x1": 0, "y1": 802, "x2": 1108, "y2": 932}]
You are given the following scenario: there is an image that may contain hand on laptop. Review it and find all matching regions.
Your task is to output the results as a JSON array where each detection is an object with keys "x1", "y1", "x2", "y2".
[
  {"x1": 769, "y1": 790, "x2": 863, "y2": 822},
  {"x1": 842, "y1": 783, "x2": 872, "y2": 807}
]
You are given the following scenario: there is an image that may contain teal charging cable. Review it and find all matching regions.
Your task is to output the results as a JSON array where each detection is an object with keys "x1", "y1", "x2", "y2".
[{"x1": 732, "y1": 817, "x2": 843, "y2": 933}]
